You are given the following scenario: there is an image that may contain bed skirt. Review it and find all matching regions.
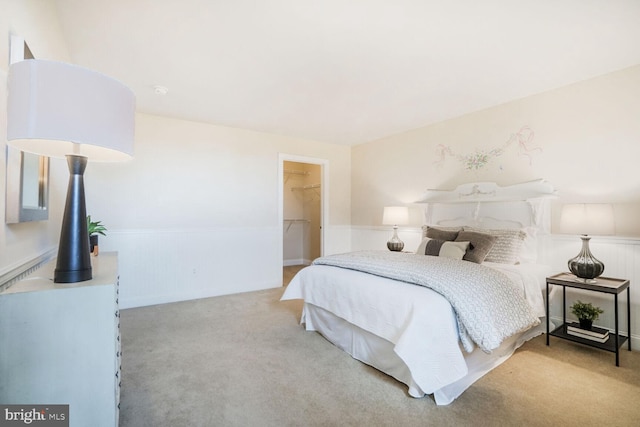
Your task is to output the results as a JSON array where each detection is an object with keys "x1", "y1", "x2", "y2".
[{"x1": 302, "y1": 302, "x2": 545, "y2": 405}]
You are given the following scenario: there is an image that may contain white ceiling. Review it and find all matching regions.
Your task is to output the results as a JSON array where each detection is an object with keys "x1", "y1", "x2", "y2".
[{"x1": 52, "y1": 0, "x2": 640, "y2": 146}]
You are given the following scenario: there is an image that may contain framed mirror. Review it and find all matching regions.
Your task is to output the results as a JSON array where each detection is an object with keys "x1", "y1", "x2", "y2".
[
  {"x1": 5, "y1": 35, "x2": 50, "y2": 223},
  {"x1": 5, "y1": 146, "x2": 50, "y2": 223}
]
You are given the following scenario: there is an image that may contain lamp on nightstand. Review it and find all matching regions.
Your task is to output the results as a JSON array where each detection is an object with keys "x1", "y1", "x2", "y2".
[
  {"x1": 560, "y1": 203, "x2": 614, "y2": 283},
  {"x1": 382, "y1": 206, "x2": 409, "y2": 251},
  {"x1": 7, "y1": 59, "x2": 135, "y2": 283}
]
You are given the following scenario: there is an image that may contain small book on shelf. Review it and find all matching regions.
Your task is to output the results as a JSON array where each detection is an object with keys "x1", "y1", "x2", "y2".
[
  {"x1": 567, "y1": 322, "x2": 609, "y2": 338},
  {"x1": 566, "y1": 322, "x2": 609, "y2": 343}
]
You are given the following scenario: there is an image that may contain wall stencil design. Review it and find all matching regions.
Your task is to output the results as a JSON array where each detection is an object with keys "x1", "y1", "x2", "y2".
[{"x1": 435, "y1": 126, "x2": 542, "y2": 170}]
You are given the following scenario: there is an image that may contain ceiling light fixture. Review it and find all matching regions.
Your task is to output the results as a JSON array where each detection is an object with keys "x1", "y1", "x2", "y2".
[{"x1": 153, "y1": 85, "x2": 168, "y2": 95}]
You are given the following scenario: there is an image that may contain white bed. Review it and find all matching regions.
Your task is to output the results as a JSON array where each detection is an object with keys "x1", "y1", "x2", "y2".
[{"x1": 281, "y1": 180, "x2": 557, "y2": 405}]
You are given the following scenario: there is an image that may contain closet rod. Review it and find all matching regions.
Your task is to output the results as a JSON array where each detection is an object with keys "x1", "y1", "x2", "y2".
[
  {"x1": 291, "y1": 184, "x2": 321, "y2": 191},
  {"x1": 284, "y1": 169, "x2": 309, "y2": 176}
]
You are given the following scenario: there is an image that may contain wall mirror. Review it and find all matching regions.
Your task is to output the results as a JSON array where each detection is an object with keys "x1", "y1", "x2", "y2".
[
  {"x1": 5, "y1": 35, "x2": 50, "y2": 223},
  {"x1": 6, "y1": 146, "x2": 50, "y2": 223}
]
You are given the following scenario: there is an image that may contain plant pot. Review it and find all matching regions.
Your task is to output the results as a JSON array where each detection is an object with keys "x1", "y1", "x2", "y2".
[
  {"x1": 90, "y1": 235, "x2": 99, "y2": 255},
  {"x1": 579, "y1": 318, "x2": 593, "y2": 330}
]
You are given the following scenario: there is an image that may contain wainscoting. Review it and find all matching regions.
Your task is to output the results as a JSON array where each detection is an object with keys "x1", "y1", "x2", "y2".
[
  {"x1": 352, "y1": 225, "x2": 640, "y2": 349},
  {"x1": 99, "y1": 227, "x2": 282, "y2": 309},
  {"x1": 100, "y1": 225, "x2": 352, "y2": 309},
  {"x1": 7, "y1": 225, "x2": 635, "y2": 350}
]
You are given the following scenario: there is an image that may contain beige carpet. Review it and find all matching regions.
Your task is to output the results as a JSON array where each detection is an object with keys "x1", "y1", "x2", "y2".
[
  {"x1": 283, "y1": 265, "x2": 307, "y2": 286},
  {"x1": 119, "y1": 287, "x2": 640, "y2": 427}
]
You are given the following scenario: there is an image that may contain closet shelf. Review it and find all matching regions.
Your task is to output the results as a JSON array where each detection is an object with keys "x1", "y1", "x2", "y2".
[
  {"x1": 284, "y1": 169, "x2": 309, "y2": 176},
  {"x1": 291, "y1": 184, "x2": 321, "y2": 191}
]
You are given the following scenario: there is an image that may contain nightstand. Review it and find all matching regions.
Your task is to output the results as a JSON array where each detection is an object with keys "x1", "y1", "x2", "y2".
[{"x1": 546, "y1": 272, "x2": 631, "y2": 366}]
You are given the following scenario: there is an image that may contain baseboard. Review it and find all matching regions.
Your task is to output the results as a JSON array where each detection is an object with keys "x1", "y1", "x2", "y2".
[{"x1": 120, "y1": 280, "x2": 282, "y2": 309}]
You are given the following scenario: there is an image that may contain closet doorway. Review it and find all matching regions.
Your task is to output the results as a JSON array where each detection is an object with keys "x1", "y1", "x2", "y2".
[{"x1": 279, "y1": 155, "x2": 325, "y2": 285}]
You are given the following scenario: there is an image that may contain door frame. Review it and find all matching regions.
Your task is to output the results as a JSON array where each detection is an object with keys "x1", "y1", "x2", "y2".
[{"x1": 278, "y1": 153, "x2": 328, "y2": 275}]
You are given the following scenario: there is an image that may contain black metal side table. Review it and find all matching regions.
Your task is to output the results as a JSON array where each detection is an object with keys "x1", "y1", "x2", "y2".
[{"x1": 546, "y1": 272, "x2": 631, "y2": 366}]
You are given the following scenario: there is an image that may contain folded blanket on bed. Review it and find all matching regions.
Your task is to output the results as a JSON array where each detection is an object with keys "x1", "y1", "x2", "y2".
[{"x1": 312, "y1": 251, "x2": 540, "y2": 353}]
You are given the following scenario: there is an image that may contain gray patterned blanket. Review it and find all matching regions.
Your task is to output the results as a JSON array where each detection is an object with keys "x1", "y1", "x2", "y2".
[{"x1": 312, "y1": 251, "x2": 540, "y2": 353}]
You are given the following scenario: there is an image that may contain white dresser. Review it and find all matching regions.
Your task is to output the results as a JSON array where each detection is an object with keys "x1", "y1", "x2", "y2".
[{"x1": 0, "y1": 252, "x2": 121, "y2": 427}]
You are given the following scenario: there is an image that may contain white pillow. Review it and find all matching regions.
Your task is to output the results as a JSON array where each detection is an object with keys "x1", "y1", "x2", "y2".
[
  {"x1": 416, "y1": 238, "x2": 470, "y2": 260},
  {"x1": 518, "y1": 226, "x2": 538, "y2": 264}
]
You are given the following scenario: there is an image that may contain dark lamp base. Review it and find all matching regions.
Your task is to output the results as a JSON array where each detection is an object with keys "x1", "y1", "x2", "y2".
[
  {"x1": 54, "y1": 267, "x2": 93, "y2": 284},
  {"x1": 387, "y1": 241, "x2": 405, "y2": 251},
  {"x1": 387, "y1": 226, "x2": 404, "y2": 252},
  {"x1": 568, "y1": 235, "x2": 604, "y2": 280},
  {"x1": 54, "y1": 155, "x2": 93, "y2": 284}
]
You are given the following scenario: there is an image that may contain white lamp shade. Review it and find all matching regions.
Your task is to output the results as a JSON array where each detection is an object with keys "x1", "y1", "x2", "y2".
[
  {"x1": 382, "y1": 206, "x2": 409, "y2": 225},
  {"x1": 7, "y1": 59, "x2": 135, "y2": 162},
  {"x1": 560, "y1": 203, "x2": 615, "y2": 235}
]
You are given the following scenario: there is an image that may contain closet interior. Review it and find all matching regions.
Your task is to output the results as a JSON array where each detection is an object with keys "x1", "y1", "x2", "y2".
[{"x1": 283, "y1": 161, "x2": 321, "y2": 273}]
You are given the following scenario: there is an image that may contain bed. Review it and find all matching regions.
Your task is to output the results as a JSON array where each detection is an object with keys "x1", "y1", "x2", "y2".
[{"x1": 281, "y1": 180, "x2": 557, "y2": 405}]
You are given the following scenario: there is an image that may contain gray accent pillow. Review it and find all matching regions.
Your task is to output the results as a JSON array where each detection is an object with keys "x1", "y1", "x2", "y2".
[
  {"x1": 464, "y1": 227, "x2": 527, "y2": 264},
  {"x1": 416, "y1": 238, "x2": 470, "y2": 260},
  {"x1": 422, "y1": 225, "x2": 461, "y2": 241},
  {"x1": 455, "y1": 231, "x2": 497, "y2": 264}
]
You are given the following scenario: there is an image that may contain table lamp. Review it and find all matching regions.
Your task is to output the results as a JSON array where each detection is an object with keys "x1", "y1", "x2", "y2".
[
  {"x1": 382, "y1": 206, "x2": 409, "y2": 251},
  {"x1": 560, "y1": 203, "x2": 614, "y2": 283},
  {"x1": 7, "y1": 59, "x2": 135, "y2": 283}
]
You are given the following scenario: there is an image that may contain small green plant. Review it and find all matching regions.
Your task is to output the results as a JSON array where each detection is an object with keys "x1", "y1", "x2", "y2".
[
  {"x1": 87, "y1": 215, "x2": 107, "y2": 237},
  {"x1": 570, "y1": 300, "x2": 603, "y2": 321}
]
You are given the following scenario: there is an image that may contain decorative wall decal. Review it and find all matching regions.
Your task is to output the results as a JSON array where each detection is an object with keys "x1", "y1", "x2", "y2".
[{"x1": 435, "y1": 126, "x2": 542, "y2": 170}]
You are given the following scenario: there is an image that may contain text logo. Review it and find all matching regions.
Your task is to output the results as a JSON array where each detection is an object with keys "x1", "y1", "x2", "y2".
[{"x1": 0, "y1": 405, "x2": 68, "y2": 427}]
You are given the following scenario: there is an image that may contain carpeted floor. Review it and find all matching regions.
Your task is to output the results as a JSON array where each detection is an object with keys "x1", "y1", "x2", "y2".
[
  {"x1": 283, "y1": 265, "x2": 307, "y2": 286},
  {"x1": 119, "y1": 287, "x2": 640, "y2": 427}
]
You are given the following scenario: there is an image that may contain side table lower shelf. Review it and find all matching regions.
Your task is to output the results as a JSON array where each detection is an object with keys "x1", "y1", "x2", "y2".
[
  {"x1": 550, "y1": 323, "x2": 628, "y2": 353},
  {"x1": 546, "y1": 273, "x2": 631, "y2": 366}
]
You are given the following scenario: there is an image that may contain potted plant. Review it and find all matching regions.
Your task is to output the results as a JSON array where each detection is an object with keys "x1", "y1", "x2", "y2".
[
  {"x1": 87, "y1": 215, "x2": 107, "y2": 255},
  {"x1": 570, "y1": 300, "x2": 603, "y2": 330}
]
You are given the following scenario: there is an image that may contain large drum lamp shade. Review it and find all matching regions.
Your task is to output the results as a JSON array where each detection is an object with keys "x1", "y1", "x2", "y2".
[
  {"x1": 7, "y1": 59, "x2": 135, "y2": 283},
  {"x1": 7, "y1": 59, "x2": 134, "y2": 160}
]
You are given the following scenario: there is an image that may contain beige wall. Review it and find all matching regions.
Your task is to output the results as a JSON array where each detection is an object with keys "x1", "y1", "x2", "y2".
[
  {"x1": 0, "y1": 1, "x2": 352, "y2": 305},
  {"x1": 351, "y1": 68, "x2": 640, "y2": 347},
  {"x1": 0, "y1": 0, "x2": 70, "y2": 274},
  {"x1": 86, "y1": 113, "x2": 350, "y2": 229},
  {"x1": 352, "y1": 65, "x2": 640, "y2": 237},
  {"x1": 3, "y1": 0, "x2": 638, "y2": 308},
  {"x1": 86, "y1": 113, "x2": 351, "y2": 307}
]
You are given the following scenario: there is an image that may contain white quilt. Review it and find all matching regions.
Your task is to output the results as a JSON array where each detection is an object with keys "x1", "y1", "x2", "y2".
[{"x1": 281, "y1": 256, "x2": 547, "y2": 398}]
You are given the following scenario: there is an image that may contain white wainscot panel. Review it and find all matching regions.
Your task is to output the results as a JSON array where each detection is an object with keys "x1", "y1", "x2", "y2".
[
  {"x1": 323, "y1": 225, "x2": 353, "y2": 256},
  {"x1": 351, "y1": 226, "x2": 422, "y2": 253},
  {"x1": 352, "y1": 227, "x2": 640, "y2": 351},
  {"x1": 101, "y1": 227, "x2": 282, "y2": 309},
  {"x1": 544, "y1": 235, "x2": 640, "y2": 350},
  {"x1": 283, "y1": 223, "x2": 306, "y2": 266}
]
